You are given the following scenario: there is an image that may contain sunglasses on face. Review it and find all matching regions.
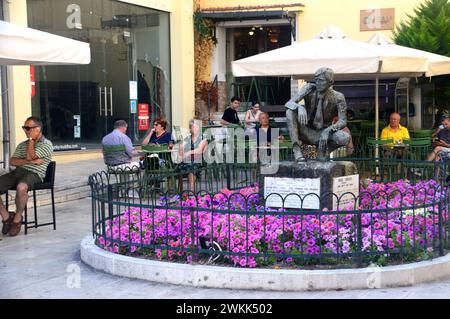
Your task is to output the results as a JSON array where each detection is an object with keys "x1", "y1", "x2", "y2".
[{"x1": 22, "y1": 126, "x2": 39, "y2": 131}]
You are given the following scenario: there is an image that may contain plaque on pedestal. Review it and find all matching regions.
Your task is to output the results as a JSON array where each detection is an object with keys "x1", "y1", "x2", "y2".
[
  {"x1": 260, "y1": 161, "x2": 358, "y2": 210},
  {"x1": 332, "y1": 174, "x2": 359, "y2": 210}
]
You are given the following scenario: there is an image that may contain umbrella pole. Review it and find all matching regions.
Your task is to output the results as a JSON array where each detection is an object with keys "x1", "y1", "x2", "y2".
[
  {"x1": 375, "y1": 77, "x2": 379, "y2": 139},
  {"x1": 1, "y1": 66, "x2": 10, "y2": 170},
  {"x1": 375, "y1": 77, "x2": 380, "y2": 177}
]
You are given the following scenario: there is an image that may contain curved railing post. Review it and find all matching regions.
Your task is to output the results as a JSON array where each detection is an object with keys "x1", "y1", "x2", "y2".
[
  {"x1": 439, "y1": 199, "x2": 444, "y2": 256},
  {"x1": 356, "y1": 212, "x2": 363, "y2": 267}
]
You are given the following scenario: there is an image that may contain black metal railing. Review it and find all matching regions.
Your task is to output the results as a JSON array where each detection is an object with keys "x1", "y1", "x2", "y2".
[{"x1": 88, "y1": 159, "x2": 450, "y2": 268}]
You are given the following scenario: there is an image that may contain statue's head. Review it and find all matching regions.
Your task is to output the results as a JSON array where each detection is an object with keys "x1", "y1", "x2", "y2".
[{"x1": 314, "y1": 67, "x2": 334, "y2": 93}]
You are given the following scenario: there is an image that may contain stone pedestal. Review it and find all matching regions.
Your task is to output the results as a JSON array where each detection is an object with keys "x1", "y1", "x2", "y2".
[{"x1": 260, "y1": 161, "x2": 358, "y2": 210}]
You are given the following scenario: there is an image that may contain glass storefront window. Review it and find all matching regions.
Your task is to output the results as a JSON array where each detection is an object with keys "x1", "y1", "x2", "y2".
[{"x1": 27, "y1": 0, "x2": 171, "y2": 149}]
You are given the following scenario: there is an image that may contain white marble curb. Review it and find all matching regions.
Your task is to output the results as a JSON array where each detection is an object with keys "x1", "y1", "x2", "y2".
[{"x1": 81, "y1": 236, "x2": 450, "y2": 291}]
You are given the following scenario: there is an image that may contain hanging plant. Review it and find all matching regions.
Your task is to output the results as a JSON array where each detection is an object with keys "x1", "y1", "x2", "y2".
[{"x1": 194, "y1": 11, "x2": 217, "y2": 44}]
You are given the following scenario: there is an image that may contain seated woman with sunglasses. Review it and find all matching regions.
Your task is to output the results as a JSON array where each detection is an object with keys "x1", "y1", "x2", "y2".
[
  {"x1": 140, "y1": 118, "x2": 174, "y2": 171},
  {"x1": 142, "y1": 118, "x2": 173, "y2": 146}
]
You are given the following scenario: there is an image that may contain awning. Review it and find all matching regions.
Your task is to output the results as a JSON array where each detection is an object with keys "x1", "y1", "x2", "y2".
[
  {"x1": 197, "y1": 10, "x2": 293, "y2": 22},
  {"x1": 0, "y1": 20, "x2": 91, "y2": 65}
]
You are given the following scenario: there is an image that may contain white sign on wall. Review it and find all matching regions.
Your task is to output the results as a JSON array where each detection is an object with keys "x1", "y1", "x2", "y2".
[
  {"x1": 129, "y1": 81, "x2": 137, "y2": 100},
  {"x1": 332, "y1": 174, "x2": 360, "y2": 210},
  {"x1": 264, "y1": 177, "x2": 321, "y2": 210}
]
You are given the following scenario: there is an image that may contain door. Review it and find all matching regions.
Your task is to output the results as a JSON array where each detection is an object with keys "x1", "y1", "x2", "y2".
[{"x1": 91, "y1": 5, "x2": 133, "y2": 140}]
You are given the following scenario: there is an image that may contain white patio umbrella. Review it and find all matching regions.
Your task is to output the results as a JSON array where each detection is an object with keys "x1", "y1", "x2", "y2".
[
  {"x1": 0, "y1": 20, "x2": 91, "y2": 169},
  {"x1": 232, "y1": 25, "x2": 428, "y2": 138},
  {"x1": 232, "y1": 26, "x2": 426, "y2": 79},
  {"x1": 368, "y1": 32, "x2": 450, "y2": 77},
  {"x1": 0, "y1": 20, "x2": 91, "y2": 65}
]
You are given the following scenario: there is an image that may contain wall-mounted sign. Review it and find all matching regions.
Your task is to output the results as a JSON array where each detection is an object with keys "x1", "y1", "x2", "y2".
[
  {"x1": 130, "y1": 100, "x2": 137, "y2": 114},
  {"x1": 138, "y1": 103, "x2": 149, "y2": 131},
  {"x1": 360, "y1": 8, "x2": 395, "y2": 31},
  {"x1": 129, "y1": 81, "x2": 137, "y2": 100}
]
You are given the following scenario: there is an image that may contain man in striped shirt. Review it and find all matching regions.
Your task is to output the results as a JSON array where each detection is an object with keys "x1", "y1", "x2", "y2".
[{"x1": 0, "y1": 117, "x2": 53, "y2": 236}]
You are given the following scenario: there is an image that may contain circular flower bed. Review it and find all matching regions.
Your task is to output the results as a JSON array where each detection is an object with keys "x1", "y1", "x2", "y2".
[{"x1": 98, "y1": 179, "x2": 449, "y2": 268}]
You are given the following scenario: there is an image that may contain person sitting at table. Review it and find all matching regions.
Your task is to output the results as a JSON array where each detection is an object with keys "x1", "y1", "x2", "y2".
[
  {"x1": 427, "y1": 114, "x2": 450, "y2": 162},
  {"x1": 252, "y1": 112, "x2": 285, "y2": 162},
  {"x1": 380, "y1": 112, "x2": 410, "y2": 144},
  {"x1": 432, "y1": 111, "x2": 449, "y2": 139},
  {"x1": 245, "y1": 100, "x2": 262, "y2": 130},
  {"x1": 142, "y1": 118, "x2": 173, "y2": 145},
  {"x1": 220, "y1": 96, "x2": 241, "y2": 126},
  {"x1": 176, "y1": 119, "x2": 208, "y2": 191},
  {"x1": 255, "y1": 112, "x2": 284, "y2": 147},
  {"x1": 102, "y1": 120, "x2": 140, "y2": 170}
]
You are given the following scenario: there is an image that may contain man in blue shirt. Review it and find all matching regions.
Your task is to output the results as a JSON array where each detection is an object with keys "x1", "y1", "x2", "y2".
[{"x1": 102, "y1": 120, "x2": 139, "y2": 169}]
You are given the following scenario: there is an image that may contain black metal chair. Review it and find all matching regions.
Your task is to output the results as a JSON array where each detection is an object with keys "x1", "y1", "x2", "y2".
[{"x1": 6, "y1": 161, "x2": 56, "y2": 235}]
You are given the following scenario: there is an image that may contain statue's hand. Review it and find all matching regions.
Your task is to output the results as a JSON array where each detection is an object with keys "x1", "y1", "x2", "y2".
[
  {"x1": 297, "y1": 106, "x2": 308, "y2": 126},
  {"x1": 304, "y1": 82, "x2": 316, "y2": 93}
]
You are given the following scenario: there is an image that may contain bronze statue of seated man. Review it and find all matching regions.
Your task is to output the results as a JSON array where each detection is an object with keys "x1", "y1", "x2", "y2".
[{"x1": 285, "y1": 67, "x2": 350, "y2": 162}]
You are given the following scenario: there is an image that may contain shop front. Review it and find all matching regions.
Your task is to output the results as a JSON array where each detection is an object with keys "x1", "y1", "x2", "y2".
[{"x1": 27, "y1": 0, "x2": 171, "y2": 150}]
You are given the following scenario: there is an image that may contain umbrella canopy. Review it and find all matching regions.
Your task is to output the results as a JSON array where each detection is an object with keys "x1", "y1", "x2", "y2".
[
  {"x1": 0, "y1": 20, "x2": 91, "y2": 65},
  {"x1": 232, "y1": 25, "x2": 427, "y2": 79},
  {"x1": 0, "y1": 20, "x2": 91, "y2": 170},
  {"x1": 231, "y1": 25, "x2": 432, "y2": 140},
  {"x1": 367, "y1": 32, "x2": 450, "y2": 77}
]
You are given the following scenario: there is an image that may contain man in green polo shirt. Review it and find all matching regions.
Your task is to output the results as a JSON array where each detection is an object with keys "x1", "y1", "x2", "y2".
[{"x1": 0, "y1": 117, "x2": 53, "y2": 236}]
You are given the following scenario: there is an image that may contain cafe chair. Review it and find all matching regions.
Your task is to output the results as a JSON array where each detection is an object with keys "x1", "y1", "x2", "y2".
[
  {"x1": 141, "y1": 144, "x2": 175, "y2": 194},
  {"x1": 403, "y1": 138, "x2": 434, "y2": 180},
  {"x1": 102, "y1": 145, "x2": 141, "y2": 198},
  {"x1": 6, "y1": 161, "x2": 56, "y2": 235},
  {"x1": 366, "y1": 137, "x2": 394, "y2": 179}
]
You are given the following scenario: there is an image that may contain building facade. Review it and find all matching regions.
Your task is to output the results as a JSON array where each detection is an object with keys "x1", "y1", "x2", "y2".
[
  {"x1": 1, "y1": 0, "x2": 195, "y2": 156},
  {"x1": 196, "y1": 0, "x2": 433, "y2": 129},
  {"x1": 0, "y1": 0, "x2": 436, "y2": 164}
]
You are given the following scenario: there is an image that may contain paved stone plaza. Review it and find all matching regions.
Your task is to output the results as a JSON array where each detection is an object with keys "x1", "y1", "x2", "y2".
[{"x1": 1, "y1": 153, "x2": 450, "y2": 298}]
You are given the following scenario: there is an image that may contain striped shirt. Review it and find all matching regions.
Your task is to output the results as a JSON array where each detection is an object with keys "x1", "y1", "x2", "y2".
[{"x1": 13, "y1": 136, "x2": 53, "y2": 181}]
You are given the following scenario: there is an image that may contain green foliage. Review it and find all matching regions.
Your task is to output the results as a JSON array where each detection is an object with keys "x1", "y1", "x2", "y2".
[
  {"x1": 393, "y1": 0, "x2": 450, "y2": 114},
  {"x1": 193, "y1": 11, "x2": 217, "y2": 44},
  {"x1": 393, "y1": 0, "x2": 450, "y2": 56}
]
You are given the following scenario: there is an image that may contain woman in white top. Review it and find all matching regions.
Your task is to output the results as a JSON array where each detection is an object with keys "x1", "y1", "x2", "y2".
[{"x1": 245, "y1": 101, "x2": 262, "y2": 129}]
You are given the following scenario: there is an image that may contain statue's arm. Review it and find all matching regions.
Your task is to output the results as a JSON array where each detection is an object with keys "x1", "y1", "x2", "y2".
[
  {"x1": 330, "y1": 94, "x2": 347, "y2": 132},
  {"x1": 285, "y1": 82, "x2": 316, "y2": 110}
]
